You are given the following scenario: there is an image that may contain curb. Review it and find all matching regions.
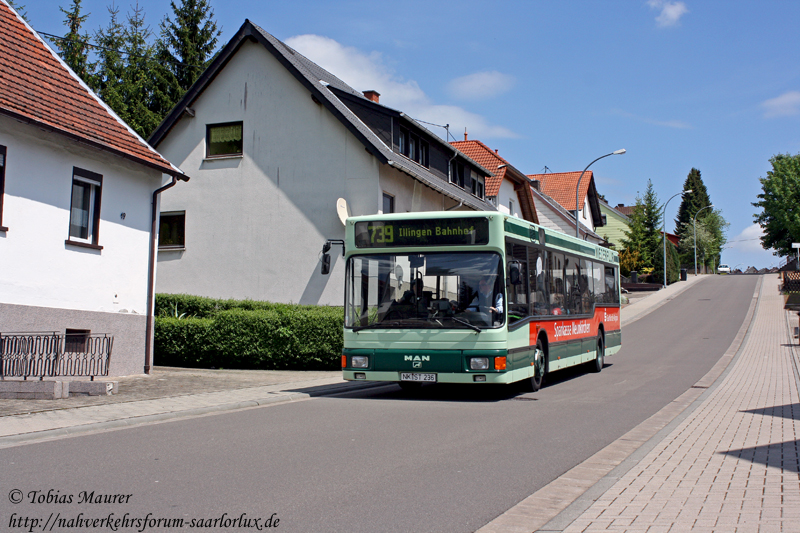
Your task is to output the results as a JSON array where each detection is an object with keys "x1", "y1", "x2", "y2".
[{"x1": 0, "y1": 380, "x2": 386, "y2": 449}]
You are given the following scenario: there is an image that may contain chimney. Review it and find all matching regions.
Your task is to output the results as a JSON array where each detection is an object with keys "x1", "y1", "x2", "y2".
[
  {"x1": 617, "y1": 203, "x2": 625, "y2": 208},
  {"x1": 464, "y1": 128, "x2": 468, "y2": 141},
  {"x1": 495, "y1": 149, "x2": 499, "y2": 154},
  {"x1": 363, "y1": 90, "x2": 380, "y2": 103},
  {"x1": 531, "y1": 179, "x2": 541, "y2": 191}
]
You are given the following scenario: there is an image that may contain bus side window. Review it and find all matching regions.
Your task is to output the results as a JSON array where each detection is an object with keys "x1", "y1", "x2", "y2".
[
  {"x1": 549, "y1": 252, "x2": 565, "y2": 315},
  {"x1": 529, "y1": 248, "x2": 548, "y2": 315},
  {"x1": 505, "y1": 242, "x2": 530, "y2": 323},
  {"x1": 582, "y1": 259, "x2": 594, "y2": 313},
  {"x1": 593, "y1": 262, "x2": 606, "y2": 303},
  {"x1": 605, "y1": 266, "x2": 619, "y2": 304}
]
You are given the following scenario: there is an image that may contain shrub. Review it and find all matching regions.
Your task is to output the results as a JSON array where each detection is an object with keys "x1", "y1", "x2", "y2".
[{"x1": 153, "y1": 294, "x2": 344, "y2": 370}]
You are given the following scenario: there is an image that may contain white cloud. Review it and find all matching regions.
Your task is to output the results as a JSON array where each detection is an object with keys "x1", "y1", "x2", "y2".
[
  {"x1": 446, "y1": 71, "x2": 516, "y2": 101},
  {"x1": 761, "y1": 91, "x2": 800, "y2": 118},
  {"x1": 647, "y1": 0, "x2": 689, "y2": 27},
  {"x1": 285, "y1": 34, "x2": 517, "y2": 139},
  {"x1": 728, "y1": 224, "x2": 767, "y2": 253}
]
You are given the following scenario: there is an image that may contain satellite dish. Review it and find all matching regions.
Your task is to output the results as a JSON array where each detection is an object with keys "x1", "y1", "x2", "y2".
[{"x1": 336, "y1": 198, "x2": 351, "y2": 226}]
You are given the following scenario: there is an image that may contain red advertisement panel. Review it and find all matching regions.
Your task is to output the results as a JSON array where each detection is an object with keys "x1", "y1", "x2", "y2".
[{"x1": 529, "y1": 306, "x2": 620, "y2": 345}]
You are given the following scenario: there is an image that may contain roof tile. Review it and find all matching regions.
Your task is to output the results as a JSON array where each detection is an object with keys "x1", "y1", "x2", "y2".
[
  {"x1": 527, "y1": 171, "x2": 592, "y2": 212},
  {"x1": 0, "y1": 2, "x2": 183, "y2": 177}
]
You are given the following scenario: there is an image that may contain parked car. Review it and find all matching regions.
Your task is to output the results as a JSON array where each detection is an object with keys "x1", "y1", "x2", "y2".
[{"x1": 718, "y1": 264, "x2": 731, "y2": 274}]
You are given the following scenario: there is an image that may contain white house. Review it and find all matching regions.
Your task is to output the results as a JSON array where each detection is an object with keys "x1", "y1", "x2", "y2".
[
  {"x1": 0, "y1": 1, "x2": 188, "y2": 376},
  {"x1": 149, "y1": 20, "x2": 495, "y2": 306}
]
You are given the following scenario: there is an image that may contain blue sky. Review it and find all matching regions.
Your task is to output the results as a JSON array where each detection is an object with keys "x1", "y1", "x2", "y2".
[{"x1": 25, "y1": 0, "x2": 800, "y2": 269}]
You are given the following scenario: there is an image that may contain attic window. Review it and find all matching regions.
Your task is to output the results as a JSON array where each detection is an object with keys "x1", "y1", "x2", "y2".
[
  {"x1": 397, "y1": 127, "x2": 429, "y2": 167},
  {"x1": 207, "y1": 122, "x2": 243, "y2": 157}
]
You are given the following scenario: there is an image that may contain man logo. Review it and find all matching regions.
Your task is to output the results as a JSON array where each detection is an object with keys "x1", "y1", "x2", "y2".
[{"x1": 405, "y1": 355, "x2": 429, "y2": 368}]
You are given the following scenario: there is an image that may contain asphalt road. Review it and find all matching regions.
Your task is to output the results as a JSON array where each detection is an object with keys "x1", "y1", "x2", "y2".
[{"x1": 0, "y1": 275, "x2": 758, "y2": 533}]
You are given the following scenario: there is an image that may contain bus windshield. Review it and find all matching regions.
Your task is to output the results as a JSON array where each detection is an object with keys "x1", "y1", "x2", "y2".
[{"x1": 345, "y1": 252, "x2": 504, "y2": 330}]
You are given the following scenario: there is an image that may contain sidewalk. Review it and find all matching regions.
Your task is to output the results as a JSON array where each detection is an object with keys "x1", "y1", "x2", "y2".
[{"x1": 551, "y1": 275, "x2": 800, "y2": 532}]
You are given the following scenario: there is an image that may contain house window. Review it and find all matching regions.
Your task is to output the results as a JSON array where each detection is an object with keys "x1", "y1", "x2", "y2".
[
  {"x1": 398, "y1": 128, "x2": 408, "y2": 156},
  {"x1": 159, "y1": 211, "x2": 185, "y2": 249},
  {"x1": 0, "y1": 145, "x2": 6, "y2": 231},
  {"x1": 418, "y1": 141, "x2": 429, "y2": 167},
  {"x1": 382, "y1": 193, "x2": 395, "y2": 214},
  {"x1": 509, "y1": 199, "x2": 515, "y2": 216},
  {"x1": 68, "y1": 167, "x2": 102, "y2": 248},
  {"x1": 471, "y1": 171, "x2": 484, "y2": 199},
  {"x1": 450, "y1": 162, "x2": 466, "y2": 188},
  {"x1": 65, "y1": 328, "x2": 90, "y2": 353},
  {"x1": 207, "y1": 122, "x2": 243, "y2": 157},
  {"x1": 397, "y1": 128, "x2": 429, "y2": 167}
]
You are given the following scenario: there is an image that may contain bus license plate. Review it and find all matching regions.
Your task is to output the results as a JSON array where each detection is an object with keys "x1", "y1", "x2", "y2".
[{"x1": 400, "y1": 373, "x2": 437, "y2": 383}]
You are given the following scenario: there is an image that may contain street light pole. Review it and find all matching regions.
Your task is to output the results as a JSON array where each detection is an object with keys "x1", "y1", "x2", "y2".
[
  {"x1": 663, "y1": 190, "x2": 692, "y2": 288},
  {"x1": 575, "y1": 149, "x2": 626, "y2": 238},
  {"x1": 693, "y1": 204, "x2": 714, "y2": 276}
]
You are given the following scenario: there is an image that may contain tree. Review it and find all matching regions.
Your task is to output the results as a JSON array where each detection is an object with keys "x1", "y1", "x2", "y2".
[
  {"x1": 118, "y1": 2, "x2": 162, "y2": 138},
  {"x1": 674, "y1": 168, "x2": 712, "y2": 263},
  {"x1": 92, "y1": 4, "x2": 126, "y2": 114},
  {"x1": 753, "y1": 153, "x2": 800, "y2": 258},
  {"x1": 7, "y1": 0, "x2": 29, "y2": 21},
  {"x1": 57, "y1": 0, "x2": 92, "y2": 83},
  {"x1": 153, "y1": 0, "x2": 221, "y2": 118},
  {"x1": 654, "y1": 238, "x2": 681, "y2": 284},
  {"x1": 620, "y1": 181, "x2": 662, "y2": 275},
  {"x1": 679, "y1": 213, "x2": 728, "y2": 273}
]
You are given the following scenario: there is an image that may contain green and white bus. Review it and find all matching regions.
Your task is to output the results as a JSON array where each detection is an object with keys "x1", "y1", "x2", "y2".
[{"x1": 321, "y1": 211, "x2": 621, "y2": 391}]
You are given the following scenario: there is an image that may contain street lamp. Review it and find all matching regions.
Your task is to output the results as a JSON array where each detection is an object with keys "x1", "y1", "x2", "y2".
[
  {"x1": 693, "y1": 204, "x2": 714, "y2": 276},
  {"x1": 663, "y1": 189, "x2": 692, "y2": 288},
  {"x1": 575, "y1": 149, "x2": 626, "y2": 237}
]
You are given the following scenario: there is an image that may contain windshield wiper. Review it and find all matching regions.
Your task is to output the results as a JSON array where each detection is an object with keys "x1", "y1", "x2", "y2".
[{"x1": 448, "y1": 316, "x2": 481, "y2": 332}]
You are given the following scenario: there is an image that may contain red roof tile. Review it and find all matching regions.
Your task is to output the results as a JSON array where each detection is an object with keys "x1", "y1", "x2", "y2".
[
  {"x1": 450, "y1": 140, "x2": 509, "y2": 197},
  {"x1": 527, "y1": 171, "x2": 592, "y2": 212},
  {"x1": 451, "y1": 139, "x2": 538, "y2": 224},
  {"x1": 0, "y1": 2, "x2": 183, "y2": 178}
]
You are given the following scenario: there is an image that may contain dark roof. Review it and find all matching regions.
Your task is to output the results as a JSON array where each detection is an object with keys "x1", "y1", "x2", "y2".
[
  {"x1": 0, "y1": 1, "x2": 185, "y2": 179},
  {"x1": 149, "y1": 19, "x2": 493, "y2": 211}
]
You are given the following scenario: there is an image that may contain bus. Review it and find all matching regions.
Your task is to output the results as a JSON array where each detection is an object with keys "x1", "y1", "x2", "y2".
[{"x1": 320, "y1": 211, "x2": 621, "y2": 391}]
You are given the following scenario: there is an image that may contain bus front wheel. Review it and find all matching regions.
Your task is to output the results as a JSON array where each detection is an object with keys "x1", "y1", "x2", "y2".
[
  {"x1": 591, "y1": 336, "x2": 604, "y2": 373},
  {"x1": 528, "y1": 339, "x2": 546, "y2": 392}
]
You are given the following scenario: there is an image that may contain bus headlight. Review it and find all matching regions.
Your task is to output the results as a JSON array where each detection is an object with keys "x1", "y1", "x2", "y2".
[
  {"x1": 351, "y1": 356, "x2": 369, "y2": 368},
  {"x1": 470, "y1": 357, "x2": 489, "y2": 370}
]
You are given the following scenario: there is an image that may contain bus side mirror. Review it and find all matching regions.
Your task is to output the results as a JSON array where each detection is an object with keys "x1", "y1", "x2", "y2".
[
  {"x1": 508, "y1": 261, "x2": 521, "y2": 285},
  {"x1": 321, "y1": 253, "x2": 331, "y2": 275}
]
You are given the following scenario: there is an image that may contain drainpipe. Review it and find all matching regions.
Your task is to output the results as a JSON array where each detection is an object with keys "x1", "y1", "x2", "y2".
[{"x1": 144, "y1": 175, "x2": 179, "y2": 374}]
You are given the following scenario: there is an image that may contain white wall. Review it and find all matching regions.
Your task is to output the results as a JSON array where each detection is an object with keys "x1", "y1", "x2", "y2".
[
  {"x1": 0, "y1": 116, "x2": 162, "y2": 314},
  {"x1": 156, "y1": 41, "x2": 385, "y2": 306},
  {"x1": 497, "y1": 179, "x2": 521, "y2": 218}
]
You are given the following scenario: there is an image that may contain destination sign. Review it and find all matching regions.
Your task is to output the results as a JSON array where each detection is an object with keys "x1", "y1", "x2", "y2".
[{"x1": 354, "y1": 218, "x2": 489, "y2": 248}]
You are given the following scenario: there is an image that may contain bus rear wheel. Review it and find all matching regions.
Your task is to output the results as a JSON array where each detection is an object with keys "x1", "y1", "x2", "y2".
[{"x1": 591, "y1": 336, "x2": 604, "y2": 373}]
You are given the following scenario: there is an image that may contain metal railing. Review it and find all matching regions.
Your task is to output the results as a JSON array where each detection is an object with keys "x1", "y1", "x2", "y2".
[{"x1": 0, "y1": 332, "x2": 113, "y2": 380}]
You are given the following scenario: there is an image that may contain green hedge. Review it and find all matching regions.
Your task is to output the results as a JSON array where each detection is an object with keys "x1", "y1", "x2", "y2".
[{"x1": 154, "y1": 294, "x2": 344, "y2": 370}]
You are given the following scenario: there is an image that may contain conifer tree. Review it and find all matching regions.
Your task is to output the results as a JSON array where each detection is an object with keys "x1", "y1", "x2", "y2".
[
  {"x1": 675, "y1": 168, "x2": 712, "y2": 263},
  {"x1": 92, "y1": 5, "x2": 126, "y2": 115},
  {"x1": 7, "y1": 0, "x2": 29, "y2": 21},
  {"x1": 620, "y1": 180, "x2": 662, "y2": 274},
  {"x1": 57, "y1": 0, "x2": 92, "y2": 83},
  {"x1": 153, "y1": 0, "x2": 221, "y2": 119},
  {"x1": 118, "y1": 2, "x2": 161, "y2": 138}
]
